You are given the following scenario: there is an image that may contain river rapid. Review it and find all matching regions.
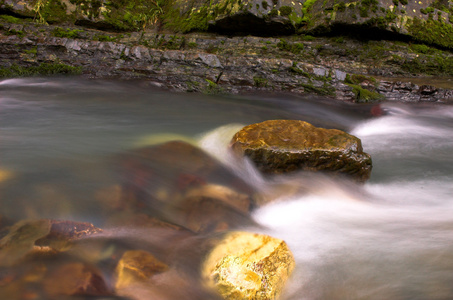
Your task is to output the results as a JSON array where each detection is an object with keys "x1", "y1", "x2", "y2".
[{"x1": 1, "y1": 77, "x2": 453, "y2": 299}]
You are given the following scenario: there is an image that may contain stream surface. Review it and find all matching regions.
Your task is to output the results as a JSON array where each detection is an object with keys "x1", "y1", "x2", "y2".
[{"x1": 1, "y1": 77, "x2": 453, "y2": 299}]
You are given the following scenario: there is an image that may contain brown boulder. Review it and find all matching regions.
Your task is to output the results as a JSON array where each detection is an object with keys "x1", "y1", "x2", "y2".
[{"x1": 230, "y1": 120, "x2": 372, "y2": 182}]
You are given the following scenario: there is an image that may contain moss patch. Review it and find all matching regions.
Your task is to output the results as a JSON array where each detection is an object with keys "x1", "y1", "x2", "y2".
[
  {"x1": 52, "y1": 27, "x2": 84, "y2": 38},
  {"x1": 99, "y1": 0, "x2": 165, "y2": 31},
  {"x1": 407, "y1": 17, "x2": 453, "y2": 49},
  {"x1": 277, "y1": 39, "x2": 304, "y2": 54},
  {"x1": 347, "y1": 83, "x2": 384, "y2": 103},
  {"x1": 0, "y1": 63, "x2": 82, "y2": 78},
  {"x1": 401, "y1": 56, "x2": 453, "y2": 76}
]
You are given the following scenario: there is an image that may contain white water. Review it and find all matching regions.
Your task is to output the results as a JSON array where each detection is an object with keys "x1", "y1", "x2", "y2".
[
  {"x1": 1, "y1": 78, "x2": 453, "y2": 299},
  {"x1": 245, "y1": 106, "x2": 453, "y2": 300}
]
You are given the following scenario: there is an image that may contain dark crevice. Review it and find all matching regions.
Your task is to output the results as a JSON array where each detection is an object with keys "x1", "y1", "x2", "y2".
[
  {"x1": 307, "y1": 23, "x2": 413, "y2": 42},
  {"x1": 208, "y1": 13, "x2": 295, "y2": 37},
  {"x1": 0, "y1": 8, "x2": 34, "y2": 19}
]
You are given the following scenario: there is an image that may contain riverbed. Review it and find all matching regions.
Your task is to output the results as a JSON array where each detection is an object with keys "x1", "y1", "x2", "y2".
[{"x1": 1, "y1": 77, "x2": 453, "y2": 299}]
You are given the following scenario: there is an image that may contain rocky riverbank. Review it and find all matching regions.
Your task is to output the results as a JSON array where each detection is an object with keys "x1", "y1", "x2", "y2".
[{"x1": 1, "y1": 15, "x2": 453, "y2": 103}]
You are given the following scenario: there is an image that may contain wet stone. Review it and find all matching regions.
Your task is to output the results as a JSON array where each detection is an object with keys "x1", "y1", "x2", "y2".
[
  {"x1": 202, "y1": 231, "x2": 295, "y2": 300},
  {"x1": 115, "y1": 250, "x2": 169, "y2": 290},
  {"x1": 118, "y1": 140, "x2": 256, "y2": 232},
  {"x1": 0, "y1": 219, "x2": 102, "y2": 266},
  {"x1": 230, "y1": 120, "x2": 372, "y2": 182},
  {"x1": 44, "y1": 262, "x2": 110, "y2": 297}
]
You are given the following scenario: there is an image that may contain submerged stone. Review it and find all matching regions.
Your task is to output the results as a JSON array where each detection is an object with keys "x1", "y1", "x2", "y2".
[
  {"x1": 230, "y1": 120, "x2": 372, "y2": 182},
  {"x1": 115, "y1": 250, "x2": 169, "y2": 290},
  {"x1": 0, "y1": 219, "x2": 102, "y2": 266},
  {"x1": 202, "y1": 231, "x2": 295, "y2": 300},
  {"x1": 44, "y1": 262, "x2": 110, "y2": 297},
  {"x1": 118, "y1": 140, "x2": 256, "y2": 233}
]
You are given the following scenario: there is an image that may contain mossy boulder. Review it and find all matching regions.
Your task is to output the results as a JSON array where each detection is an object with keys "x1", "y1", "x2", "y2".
[
  {"x1": 305, "y1": 0, "x2": 453, "y2": 49},
  {"x1": 163, "y1": 0, "x2": 303, "y2": 35},
  {"x1": 202, "y1": 231, "x2": 295, "y2": 300},
  {"x1": 0, "y1": 0, "x2": 166, "y2": 31},
  {"x1": 230, "y1": 120, "x2": 372, "y2": 182}
]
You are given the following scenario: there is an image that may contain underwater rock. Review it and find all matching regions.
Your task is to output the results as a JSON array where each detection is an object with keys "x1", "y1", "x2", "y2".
[
  {"x1": 43, "y1": 262, "x2": 110, "y2": 297},
  {"x1": 118, "y1": 140, "x2": 256, "y2": 232},
  {"x1": 0, "y1": 219, "x2": 102, "y2": 266},
  {"x1": 115, "y1": 250, "x2": 169, "y2": 290},
  {"x1": 202, "y1": 231, "x2": 295, "y2": 300},
  {"x1": 230, "y1": 120, "x2": 372, "y2": 182},
  {"x1": 176, "y1": 187, "x2": 254, "y2": 233}
]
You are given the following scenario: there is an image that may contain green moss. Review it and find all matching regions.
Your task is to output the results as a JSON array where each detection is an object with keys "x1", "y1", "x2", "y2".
[
  {"x1": 268, "y1": 8, "x2": 279, "y2": 17},
  {"x1": 358, "y1": 0, "x2": 379, "y2": 18},
  {"x1": 410, "y1": 43, "x2": 435, "y2": 54},
  {"x1": 93, "y1": 34, "x2": 117, "y2": 42},
  {"x1": 336, "y1": 2, "x2": 346, "y2": 12},
  {"x1": 364, "y1": 17, "x2": 387, "y2": 29},
  {"x1": 101, "y1": 0, "x2": 165, "y2": 31},
  {"x1": 262, "y1": 1, "x2": 269, "y2": 10},
  {"x1": 399, "y1": 0, "x2": 408, "y2": 4},
  {"x1": 420, "y1": 7, "x2": 435, "y2": 14},
  {"x1": 203, "y1": 79, "x2": 224, "y2": 94},
  {"x1": 164, "y1": 2, "x2": 211, "y2": 33},
  {"x1": 333, "y1": 36, "x2": 345, "y2": 43},
  {"x1": 253, "y1": 76, "x2": 268, "y2": 87},
  {"x1": 279, "y1": 6, "x2": 293, "y2": 16},
  {"x1": 23, "y1": 46, "x2": 38, "y2": 55},
  {"x1": 301, "y1": 0, "x2": 316, "y2": 24},
  {"x1": 0, "y1": 63, "x2": 82, "y2": 78},
  {"x1": 407, "y1": 17, "x2": 453, "y2": 49},
  {"x1": 187, "y1": 42, "x2": 198, "y2": 48},
  {"x1": 4, "y1": 28, "x2": 25, "y2": 37},
  {"x1": 34, "y1": 0, "x2": 72, "y2": 24},
  {"x1": 277, "y1": 39, "x2": 304, "y2": 54},
  {"x1": 300, "y1": 34, "x2": 315, "y2": 41},
  {"x1": 52, "y1": 27, "x2": 83, "y2": 38},
  {"x1": 0, "y1": 15, "x2": 23, "y2": 23},
  {"x1": 345, "y1": 74, "x2": 377, "y2": 85},
  {"x1": 401, "y1": 56, "x2": 453, "y2": 76},
  {"x1": 359, "y1": 6, "x2": 369, "y2": 17},
  {"x1": 289, "y1": 62, "x2": 310, "y2": 76},
  {"x1": 347, "y1": 84, "x2": 384, "y2": 103},
  {"x1": 301, "y1": 82, "x2": 335, "y2": 96}
]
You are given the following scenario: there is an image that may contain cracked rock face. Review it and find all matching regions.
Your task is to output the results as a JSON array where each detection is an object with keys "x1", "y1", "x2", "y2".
[
  {"x1": 201, "y1": 231, "x2": 295, "y2": 300},
  {"x1": 230, "y1": 120, "x2": 372, "y2": 182}
]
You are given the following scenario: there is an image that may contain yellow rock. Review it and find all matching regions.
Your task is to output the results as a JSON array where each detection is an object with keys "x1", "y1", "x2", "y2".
[
  {"x1": 202, "y1": 232, "x2": 295, "y2": 300},
  {"x1": 115, "y1": 250, "x2": 168, "y2": 290}
]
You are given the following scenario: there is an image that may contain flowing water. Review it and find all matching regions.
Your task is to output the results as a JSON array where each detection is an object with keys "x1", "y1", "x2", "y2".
[{"x1": 1, "y1": 77, "x2": 453, "y2": 299}]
